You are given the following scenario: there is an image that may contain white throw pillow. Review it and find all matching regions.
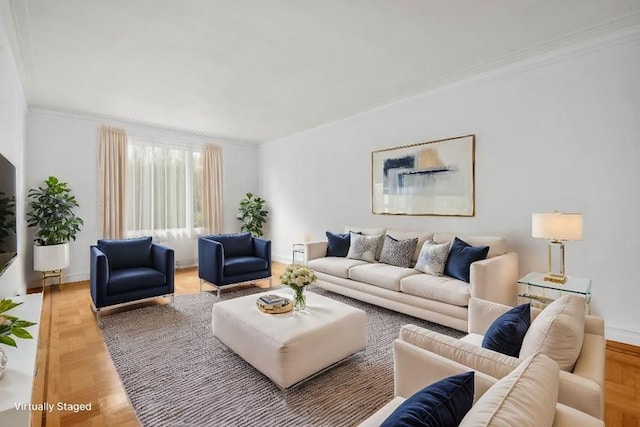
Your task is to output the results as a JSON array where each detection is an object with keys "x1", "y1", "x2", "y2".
[
  {"x1": 519, "y1": 295, "x2": 585, "y2": 371},
  {"x1": 346, "y1": 232, "x2": 381, "y2": 262},
  {"x1": 414, "y1": 240, "x2": 451, "y2": 276},
  {"x1": 460, "y1": 352, "x2": 559, "y2": 427}
]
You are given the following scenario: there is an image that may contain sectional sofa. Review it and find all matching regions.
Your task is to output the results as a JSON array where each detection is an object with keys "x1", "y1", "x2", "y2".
[{"x1": 305, "y1": 226, "x2": 518, "y2": 332}]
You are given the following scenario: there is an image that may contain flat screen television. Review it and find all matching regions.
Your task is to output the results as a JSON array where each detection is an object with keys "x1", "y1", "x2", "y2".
[{"x1": 0, "y1": 152, "x2": 17, "y2": 277}]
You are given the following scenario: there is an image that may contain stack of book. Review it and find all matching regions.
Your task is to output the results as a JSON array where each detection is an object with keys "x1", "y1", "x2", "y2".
[{"x1": 256, "y1": 294, "x2": 292, "y2": 313}]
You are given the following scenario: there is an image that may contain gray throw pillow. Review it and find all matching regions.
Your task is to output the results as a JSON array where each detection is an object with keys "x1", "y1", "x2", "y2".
[
  {"x1": 346, "y1": 232, "x2": 381, "y2": 262},
  {"x1": 415, "y1": 240, "x2": 451, "y2": 276},
  {"x1": 379, "y1": 235, "x2": 418, "y2": 268}
]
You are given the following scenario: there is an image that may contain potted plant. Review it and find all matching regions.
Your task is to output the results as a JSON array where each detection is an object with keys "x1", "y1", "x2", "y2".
[
  {"x1": 26, "y1": 176, "x2": 84, "y2": 272},
  {"x1": 0, "y1": 298, "x2": 37, "y2": 377},
  {"x1": 237, "y1": 192, "x2": 268, "y2": 237}
]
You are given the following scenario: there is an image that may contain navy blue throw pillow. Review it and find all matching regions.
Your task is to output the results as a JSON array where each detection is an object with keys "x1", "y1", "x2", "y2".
[
  {"x1": 326, "y1": 231, "x2": 350, "y2": 257},
  {"x1": 482, "y1": 303, "x2": 531, "y2": 357},
  {"x1": 443, "y1": 237, "x2": 490, "y2": 283},
  {"x1": 381, "y1": 371, "x2": 474, "y2": 427}
]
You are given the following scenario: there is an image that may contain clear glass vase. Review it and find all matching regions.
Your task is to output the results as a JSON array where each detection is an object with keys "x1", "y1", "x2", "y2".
[
  {"x1": 292, "y1": 286, "x2": 307, "y2": 311},
  {"x1": 0, "y1": 346, "x2": 7, "y2": 378}
]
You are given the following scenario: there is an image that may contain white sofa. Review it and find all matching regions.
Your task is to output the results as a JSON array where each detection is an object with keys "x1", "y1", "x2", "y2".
[
  {"x1": 359, "y1": 352, "x2": 604, "y2": 427},
  {"x1": 305, "y1": 227, "x2": 518, "y2": 332},
  {"x1": 391, "y1": 297, "x2": 605, "y2": 419}
]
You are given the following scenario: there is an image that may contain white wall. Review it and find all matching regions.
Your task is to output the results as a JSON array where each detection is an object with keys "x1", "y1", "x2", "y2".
[
  {"x1": 0, "y1": 13, "x2": 27, "y2": 297},
  {"x1": 25, "y1": 109, "x2": 260, "y2": 285},
  {"x1": 260, "y1": 29, "x2": 640, "y2": 345}
]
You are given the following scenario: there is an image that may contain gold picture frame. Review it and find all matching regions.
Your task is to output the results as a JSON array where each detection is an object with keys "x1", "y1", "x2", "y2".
[{"x1": 371, "y1": 134, "x2": 475, "y2": 216}]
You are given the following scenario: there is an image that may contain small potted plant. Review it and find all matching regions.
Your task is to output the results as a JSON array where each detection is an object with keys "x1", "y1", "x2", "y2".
[
  {"x1": 237, "y1": 192, "x2": 268, "y2": 237},
  {"x1": 26, "y1": 176, "x2": 84, "y2": 273},
  {"x1": 0, "y1": 299, "x2": 37, "y2": 377}
]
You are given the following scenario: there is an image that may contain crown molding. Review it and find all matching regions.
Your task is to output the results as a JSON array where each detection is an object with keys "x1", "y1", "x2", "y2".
[
  {"x1": 28, "y1": 107, "x2": 261, "y2": 148},
  {"x1": 265, "y1": 24, "x2": 640, "y2": 145}
]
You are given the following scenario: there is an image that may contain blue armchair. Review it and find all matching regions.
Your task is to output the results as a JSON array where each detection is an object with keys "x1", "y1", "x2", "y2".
[
  {"x1": 90, "y1": 236, "x2": 175, "y2": 318},
  {"x1": 198, "y1": 232, "x2": 271, "y2": 297}
]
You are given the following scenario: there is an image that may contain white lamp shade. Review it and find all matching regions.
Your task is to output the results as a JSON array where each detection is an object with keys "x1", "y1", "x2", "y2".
[
  {"x1": 33, "y1": 243, "x2": 70, "y2": 271},
  {"x1": 532, "y1": 213, "x2": 583, "y2": 241}
]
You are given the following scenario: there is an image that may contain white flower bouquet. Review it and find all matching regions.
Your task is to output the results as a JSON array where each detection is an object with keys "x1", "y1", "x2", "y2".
[{"x1": 280, "y1": 264, "x2": 317, "y2": 310}]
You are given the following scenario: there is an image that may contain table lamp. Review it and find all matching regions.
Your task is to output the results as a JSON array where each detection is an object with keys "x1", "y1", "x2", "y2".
[{"x1": 531, "y1": 212, "x2": 583, "y2": 283}]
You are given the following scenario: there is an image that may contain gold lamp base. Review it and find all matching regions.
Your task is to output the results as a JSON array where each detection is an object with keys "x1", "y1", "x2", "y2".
[
  {"x1": 543, "y1": 274, "x2": 567, "y2": 284},
  {"x1": 544, "y1": 240, "x2": 567, "y2": 284}
]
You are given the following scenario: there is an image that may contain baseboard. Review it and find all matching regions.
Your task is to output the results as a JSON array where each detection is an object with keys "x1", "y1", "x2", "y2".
[
  {"x1": 606, "y1": 325, "x2": 640, "y2": 347},
  {"x1": 607, "y1": 339, "x2": 640, "y2": 357},
  {"x1": 272, "y1": 253, "x2": 293, "y2": 265},
  {"x1": 26, "y1": 271, "x2": 90, "y2": 290}
]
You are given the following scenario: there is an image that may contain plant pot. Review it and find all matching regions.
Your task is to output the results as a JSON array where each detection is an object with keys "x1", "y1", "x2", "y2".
[{"x1": 33, "y1": 242, "x2": 70, "y2": 272}]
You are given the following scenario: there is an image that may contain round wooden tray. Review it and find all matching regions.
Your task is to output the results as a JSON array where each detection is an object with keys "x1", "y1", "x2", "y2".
[{"x1": 256, "y1": 300, "x2": 293, "y2": 314}]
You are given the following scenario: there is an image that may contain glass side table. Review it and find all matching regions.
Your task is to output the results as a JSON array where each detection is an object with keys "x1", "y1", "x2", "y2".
[
  {"x1": 292, "y1": 243, "x2": 305, "y2": 265},
  {"x1": 517, "y1": 272, "x2": 592, "y2": 312}
]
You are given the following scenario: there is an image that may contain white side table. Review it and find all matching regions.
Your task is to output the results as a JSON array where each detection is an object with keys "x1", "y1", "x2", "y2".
[{"x1": 517, "y1": 272, "x2": 591, "y2": 312}]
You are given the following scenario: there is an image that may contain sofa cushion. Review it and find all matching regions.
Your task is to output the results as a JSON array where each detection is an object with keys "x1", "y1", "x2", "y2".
[
  {"x1": 382, "y1": 371, "x2": 474, "y2": 427},
  {"x1": 386, "y1": 229, "x2": 434, "y2": 261},
  {"x1": 519, "y1": 295, "x2": 585, "y2": 371},
  {"x1": 345, "y1": 226, "x2": 386, "y2": 259},
  {"x1": 379, "y1": 235, "x2": 418, "y2": 268},
  {"x1": 213, "y1": 232, "x2": 253, "y2": 258},
  {"x1": 482, "y1": 303, "x2": 531, "y2": 357},
  {"x1": 224, "y1": 256, "x2": 269, "y2": 276},
  {"x1": 97, "y1": 236, "x2": 153, "y2": 271},
  {"x1": 326, "y1": 231, "x2": 351, "y2": 257},
  {"x1": 460, "y1": 353, "x2": 559, "y2": 427},
  {"x1": 414, "y1": 240, "x2": 451, "y2": 276},
  {"x1": 308, "y1": 257, "x2": 368, "y2": 279},
  {"x1": 444, "y1": 237, "x2": 489, "y2": 283},
  {"x1": 347, "y1": 232, "x2": 382, "y2": 262},
  {"x1": 107, "y1": 267, "x2": 166, "y2": 295},
  {"x1": 349, "y1": 263, "x2": 420, "y2": 292},
  {"x1": 400, "y1": 274, "x2": 470, "y2": 307},
  {"x1": 400, "y1": 325, "x2": 520, "y2": 380},
  {"x1": 433, "y1": 233, "x2": 506, "y2": 258}
]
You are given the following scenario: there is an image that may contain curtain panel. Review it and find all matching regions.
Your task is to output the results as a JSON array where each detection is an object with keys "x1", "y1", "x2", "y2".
[
  {"x1": 98, "y1": 125, "x2": 127, "y2": 239},
  {"x1": 203, "y1": 144, "x2": 223, "y2": 235}
]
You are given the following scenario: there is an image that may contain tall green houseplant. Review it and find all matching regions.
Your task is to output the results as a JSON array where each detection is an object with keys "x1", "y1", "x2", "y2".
[
  {"x1": 27, "y1": 176, "x2": 84, "y2": 246},
  {"x1": 237, "y1": 192, "x2": 268, "y2": 237}
]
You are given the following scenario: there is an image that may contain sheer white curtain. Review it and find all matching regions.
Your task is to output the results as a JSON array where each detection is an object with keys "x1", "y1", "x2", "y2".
[{"x1": 126, "y1": 139, "x2": 203, "y2": 266}]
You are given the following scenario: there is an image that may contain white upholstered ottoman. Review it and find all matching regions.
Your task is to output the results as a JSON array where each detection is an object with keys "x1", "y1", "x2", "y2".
[{"x1": 212, "y1": 290, "x2": 367, "y2": 389}]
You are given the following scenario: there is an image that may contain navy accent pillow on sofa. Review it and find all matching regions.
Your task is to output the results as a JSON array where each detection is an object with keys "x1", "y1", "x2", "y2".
[
  {"x1": 443, "y1": 237, "x2": 490, "y2": 283},
  {"x1": 97, "y1": 236, "x2": 153, "y2": 271},
  {"x1": 381, "y1": 371, "x2": 474, "y2": 427},
  {"x1": 482, "y1": 303, "x2": 531, "y2": 357},
  {"x1": 326, "y1": 231, "x2": 350, "y2": 257}
]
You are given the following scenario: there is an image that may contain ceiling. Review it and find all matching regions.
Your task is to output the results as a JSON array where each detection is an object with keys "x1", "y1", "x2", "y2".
[{"x1": 4, "y1": 1, "x2": 640, "y2": 143}]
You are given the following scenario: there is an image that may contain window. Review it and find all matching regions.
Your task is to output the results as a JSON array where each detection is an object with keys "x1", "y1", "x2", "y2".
[{"x1": 126, "y1": 138, "x2": 203, "y2": 265}]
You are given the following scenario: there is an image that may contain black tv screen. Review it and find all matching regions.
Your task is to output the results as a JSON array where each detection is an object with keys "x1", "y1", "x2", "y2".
[{"x1": 0, "y1": 152, "x2": 17, "y2": 276}]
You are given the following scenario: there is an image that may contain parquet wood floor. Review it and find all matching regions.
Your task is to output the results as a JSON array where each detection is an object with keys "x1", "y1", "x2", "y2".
[{"x1": 27, "y1": 263, "x2": 638, "y2": 426}]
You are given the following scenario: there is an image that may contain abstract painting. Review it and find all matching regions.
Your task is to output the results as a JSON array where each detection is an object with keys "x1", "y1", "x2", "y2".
[{"x1": 371, "y1": 135, "x2": 475, "y2": 216}]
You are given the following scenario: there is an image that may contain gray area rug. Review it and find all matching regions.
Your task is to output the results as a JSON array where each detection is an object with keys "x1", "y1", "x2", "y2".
[{"x1": 100, "y1": 286, "x2": 464, "y2": 427}]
